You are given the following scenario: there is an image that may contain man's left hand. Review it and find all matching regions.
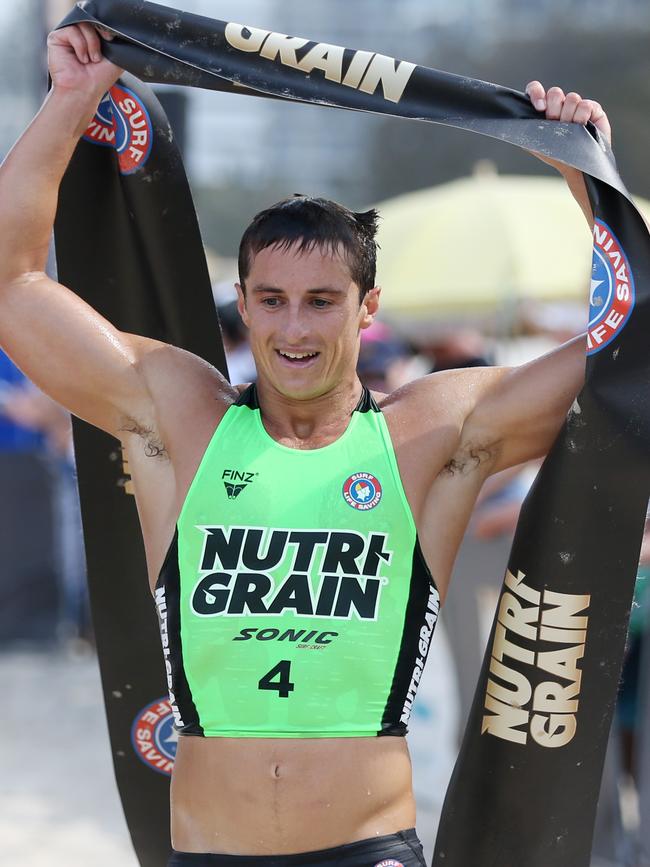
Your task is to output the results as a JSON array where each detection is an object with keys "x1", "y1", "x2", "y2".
[{"x1": 525, "y1": 80, "x2": 612, "y2": 147}]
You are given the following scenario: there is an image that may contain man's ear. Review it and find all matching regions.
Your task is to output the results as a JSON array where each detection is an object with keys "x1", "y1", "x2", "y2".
[
  {"x1": 235, "y1": 283, "x2": 249, "y2": 327},
  {"x1": 360, "y1": 286, "x2": 381, "y2": 330}
]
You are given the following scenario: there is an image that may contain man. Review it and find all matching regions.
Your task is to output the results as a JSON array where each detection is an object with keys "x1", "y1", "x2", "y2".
[{"x1": 0, "y1": 21, "x2": 612, "y2": 867}]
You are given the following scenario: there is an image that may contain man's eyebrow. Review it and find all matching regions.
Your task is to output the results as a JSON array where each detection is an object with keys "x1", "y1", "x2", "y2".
[
  {"x1": 250, "y1": 285, "x2": 284, "y2": 294},
  {"x1": 251, "y1": 285, "x2": 347, "y2": 296},
  {"x1": 306, "y1": 287, "x2": 347, "y2": 296}
]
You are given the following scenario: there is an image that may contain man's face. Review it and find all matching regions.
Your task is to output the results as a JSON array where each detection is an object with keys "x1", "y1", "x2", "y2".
[{"x1": 237, "y1": 243, "x2": 379, "y2": 400}]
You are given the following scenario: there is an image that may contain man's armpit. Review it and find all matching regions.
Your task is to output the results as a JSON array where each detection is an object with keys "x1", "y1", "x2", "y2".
[
  {"x1": 118, "y1": 417, "x2": 169, "y2": 460},
  {"x1": 443, "y1": 441, "x2": 496, "y2": 477}
]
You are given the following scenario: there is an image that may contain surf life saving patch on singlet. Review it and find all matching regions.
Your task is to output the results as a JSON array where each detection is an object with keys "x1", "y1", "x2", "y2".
[{"x1": 155, "y1": 386, "x2": 439, "y2": 738}]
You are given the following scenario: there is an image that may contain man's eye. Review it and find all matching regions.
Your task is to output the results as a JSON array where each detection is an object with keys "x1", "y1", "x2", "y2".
[
  {"x1": 312, "y1": 298, "x2": 331, "y2": 308},
  {"x1": 262, "y1": 297, "x2": 280, "y2": 307}
]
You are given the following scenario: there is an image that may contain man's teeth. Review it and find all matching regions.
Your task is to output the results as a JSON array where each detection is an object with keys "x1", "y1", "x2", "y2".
[{"x1": 279, "y1": 351, "x2": 317, "y2": 359}]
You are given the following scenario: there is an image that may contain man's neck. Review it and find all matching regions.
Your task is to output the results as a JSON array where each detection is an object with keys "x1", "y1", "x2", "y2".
[{"x1": 254, "y1": 376, "x2": 363, "y2": 447}]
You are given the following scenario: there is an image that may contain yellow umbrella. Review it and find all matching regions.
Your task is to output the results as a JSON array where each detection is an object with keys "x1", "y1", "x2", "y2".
[{"x1": 374, "y1": 169, "x2": 650, "y2": 320}]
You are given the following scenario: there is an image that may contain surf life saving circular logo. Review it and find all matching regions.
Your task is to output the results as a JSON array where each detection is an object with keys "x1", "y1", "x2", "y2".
[
  {"x1": 587, "y1": 219, "x2": 635, "y2": 355},
  {"x1": 83, "y1": 85, "x2": 153, "y2": 174},
  {"x1": 373, "y1": 861, "x2": 404, "y2": 867},
  {"x1": 343, "y1": 472, "x2": 382, "y2": 510},
  {"x1": 131, "y1": 697, "x2": 178, "y2": 777}
]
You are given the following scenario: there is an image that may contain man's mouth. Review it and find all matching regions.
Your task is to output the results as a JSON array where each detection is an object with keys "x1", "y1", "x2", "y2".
[{"x1": 276, "y1": 350, "x2": 320, "y2": 366}]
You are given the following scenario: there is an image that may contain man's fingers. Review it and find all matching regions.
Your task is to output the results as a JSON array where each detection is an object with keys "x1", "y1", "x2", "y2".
[
  {"x1": 572, "y1": 100, "x2": 596, "y2": 126},
  {"x1": 586, "y1": 101, "x2": 612, "y2": 145},
  {"x1": 545, "y1": 86, "x2": 566, "y2": 121},
  {"x1": 527, "y1": 81, "x2": 613, "y2": 148},
  {"x1": 525, "y1": 80, "x2": 546, "y2": 112},
  {"x1": 95, "y1": 25, "x2": 116, "y2": 42},
  {"x1": 591, "y1": 104, "x2": 612, "y2": 147},
  {"x1": 78, "y1": 22, "x2": 103, "y2": 62},
  {"x1": 559, "y1": 92, "x2": 582, "y2": 123},
  {"x1": 563, "y1": 97, "x2": 612, "y2": 146},
  {"x1": 65, "y1": 25, "x2": 90, "y2": 64}
]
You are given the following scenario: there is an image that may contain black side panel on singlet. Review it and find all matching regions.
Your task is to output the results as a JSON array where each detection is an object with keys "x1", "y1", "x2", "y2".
[
  {"x1": 380, "y1": 538, "x2": 440, "y2": 735},
  {"x1": 157, "y1": 530, "x2": 203, "y2": 735}
]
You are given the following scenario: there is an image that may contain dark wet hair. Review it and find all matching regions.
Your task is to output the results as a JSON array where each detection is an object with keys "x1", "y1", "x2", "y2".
[{"x1": 238, "y1": 195, "x2": 379, "y2": 304}]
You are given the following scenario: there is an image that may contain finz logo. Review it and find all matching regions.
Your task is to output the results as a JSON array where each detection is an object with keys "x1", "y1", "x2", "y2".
[
  {"x1": 587, "y1": 219, "x2": 635, "y2": 355},
  {"x1": 131, "y1": 697, "x2": 178, "y2": 777},
  {"x1": 223, "y1": 469, "x2": 256, "y2": 499},
  {"x1": 83, "y1": 85, "x2": 153, "y2": 174},
  {"x1": 343, "y1": 472, "x2": 382, "y2": 510}
]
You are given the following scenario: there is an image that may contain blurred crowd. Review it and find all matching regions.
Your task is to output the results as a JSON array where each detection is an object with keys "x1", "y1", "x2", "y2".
[
  {"x1": 2, "y1": 296, "x2": 650, "y2": 866},
  {"x1": 0, "y1": 348, "x2": 89, "y2": 649}
]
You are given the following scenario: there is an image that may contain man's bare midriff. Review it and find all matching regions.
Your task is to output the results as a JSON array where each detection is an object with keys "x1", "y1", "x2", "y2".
[{"x1": 170, "y1": 735, "x2": 416, "y2": 855}]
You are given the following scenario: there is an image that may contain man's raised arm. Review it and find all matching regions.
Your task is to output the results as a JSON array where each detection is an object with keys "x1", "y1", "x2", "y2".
[
  {"x1": 0, "y1": 24, "x2": 158, "y2": 436},
  {"x1": 442, "y1": 85, "x2": 614, "y2": 477}
]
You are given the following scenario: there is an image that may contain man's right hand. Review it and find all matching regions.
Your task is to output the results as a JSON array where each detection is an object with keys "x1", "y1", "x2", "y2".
[{"x1": 47, "y1": 23, "x2": 123, "y2": 100}]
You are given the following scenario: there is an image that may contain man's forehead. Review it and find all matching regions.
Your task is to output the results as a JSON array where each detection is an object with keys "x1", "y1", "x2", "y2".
[{"x1": 247, "y1": 241, "x2": 354, "y2": 281}]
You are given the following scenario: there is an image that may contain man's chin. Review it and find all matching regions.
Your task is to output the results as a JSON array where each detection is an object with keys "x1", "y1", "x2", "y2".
[
  {"x1": 276, "y1": 382, "x2": 326, "y2": 401},
  {"x1": 266, "y1": 373, "x2": 329, "y2": 402}
]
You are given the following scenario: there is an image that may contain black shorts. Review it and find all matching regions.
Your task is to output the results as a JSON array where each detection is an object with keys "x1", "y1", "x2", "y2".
[{"x1": 168, "y1": 828, "x2": 426, "y2": 867}]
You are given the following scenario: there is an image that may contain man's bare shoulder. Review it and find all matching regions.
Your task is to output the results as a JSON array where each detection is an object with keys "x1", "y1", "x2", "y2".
[
  {"x1": 122, "y1": 335, "x2": 239, "y2": 445},
  {"x1": 375, "y1": 366, "x2": 510, "y2": 483},
  {"x1": 376, "y1": 366, "x2": 499, "y2": 426},
  {"x1": 131, "y1": 335, "x2": 237, "y2": 399}
]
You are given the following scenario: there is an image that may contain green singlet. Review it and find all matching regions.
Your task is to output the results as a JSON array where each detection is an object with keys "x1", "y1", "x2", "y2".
[{"x1": 155, "y1": 385, "x2": 440, "y2": 738}]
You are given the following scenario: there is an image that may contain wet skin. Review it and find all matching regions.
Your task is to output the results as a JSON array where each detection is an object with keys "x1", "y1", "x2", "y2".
[
  {"x1": 1, "y1": 26, "x2": 596, "y2": 848},
  {"x1": 112, "y1": 246, "x2": 582, "y2": 854}
]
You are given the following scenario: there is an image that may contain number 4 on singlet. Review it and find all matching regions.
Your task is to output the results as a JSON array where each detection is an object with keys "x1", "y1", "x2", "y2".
[{"x1": 258, "y1": 660, "x2": 295, "y2": 698}]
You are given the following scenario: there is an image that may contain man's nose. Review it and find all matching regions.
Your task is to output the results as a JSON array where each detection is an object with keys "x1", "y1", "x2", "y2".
[{"x1": 282, "y1": 306, "x2": 310, "y2": 343}]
